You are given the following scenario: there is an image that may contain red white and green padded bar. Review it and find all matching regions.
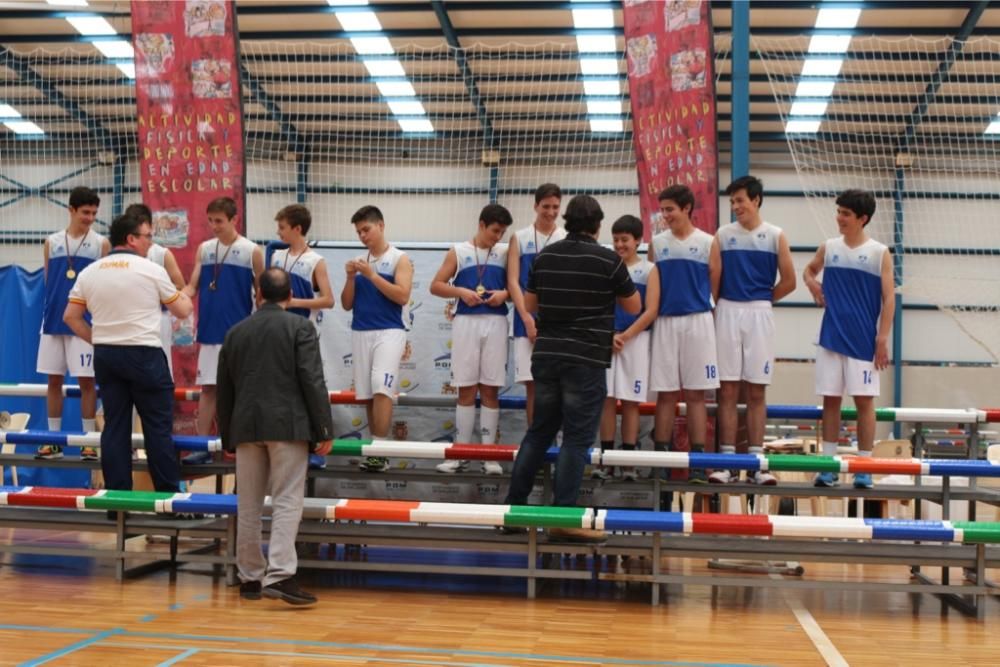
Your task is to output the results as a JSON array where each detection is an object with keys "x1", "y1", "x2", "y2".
[
  {"x1": 3, "y1": 431, "x2": 1000, "y2": 478},
  {"x1": 4, "y1": 383, "x2": 1000, "y2": 422},
  {"x1": 1, "y1": 485, "x2": 999, "y2": 544}
]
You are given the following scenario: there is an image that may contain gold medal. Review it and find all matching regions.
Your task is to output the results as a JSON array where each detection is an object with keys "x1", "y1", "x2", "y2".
[
  {"x1": 66, "y1": 269, "x2": 76, "y2": 280},
  {"x1": 209, "y1": 281, "x2": 217, "y2": 291},
  {"x1": 476, "y1": 284, "x2": 486, "y2": 296}
]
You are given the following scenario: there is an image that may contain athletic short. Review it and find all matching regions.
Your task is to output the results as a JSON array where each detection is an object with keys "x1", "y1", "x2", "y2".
[
  {"x1": 607, "y1": 330, "x2": 651, "y2": 401},
  {"x1": 160, "y1": 312, "x2": 173, "y2": 377},
  {"x1": 650, "y1": 312, "x2": 719, "y2": 392},
  {"x1": 815, "y1": 345, "x2": 879, "y2": 397},
  {"x1": 36, "y1": 333, "x2": 95, "y2": 378},
  {"x1": 715, "y1": 298, "x2": 775, "y2": 385},
  {"x1": 352, "y1": 328, "x2": 407, "y2": 399},
  {"x1": 513, "y1": 336, "x2": 534, "y2": 384},
  {"x1": 451, "y1": 315, "x2": 508, "y2": 387},
  {"x1": 197, "y1": 343, "x2": 221, "y2": 386}
]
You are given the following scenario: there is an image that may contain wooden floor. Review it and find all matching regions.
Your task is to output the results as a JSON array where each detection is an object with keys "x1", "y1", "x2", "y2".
[{"x1": 1, "y1": 526, "x2": 998, "y2": 666}]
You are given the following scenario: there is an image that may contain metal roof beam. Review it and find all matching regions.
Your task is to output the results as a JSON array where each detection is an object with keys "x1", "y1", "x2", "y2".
[
  {"x1": 240, "y1": 63, "x2": 302, "y2": 154},
  {"x1": 431, "y1": 0, "x2": 494, "y2": 144}
]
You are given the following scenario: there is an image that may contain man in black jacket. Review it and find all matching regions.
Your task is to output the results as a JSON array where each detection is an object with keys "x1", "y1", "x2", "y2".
[{"x1": 217, "y1": 267, "x2": 334, "y2": 605}]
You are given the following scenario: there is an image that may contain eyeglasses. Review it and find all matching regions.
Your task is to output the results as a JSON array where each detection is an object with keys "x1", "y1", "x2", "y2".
[{"x1": 132, "y1": 232, "x2": 154, "y2": 239}]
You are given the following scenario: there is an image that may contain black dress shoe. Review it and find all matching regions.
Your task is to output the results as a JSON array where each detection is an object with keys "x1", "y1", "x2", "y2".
[
  {"x1": 240, "y1": 581, "x2": 262, "y2": 600},
  {"x1": 496, "y1": 525, "x2": 527, "y2": 535},
  {"x1": 262, "y1": 577, "x2": 317, "y2": 605}
]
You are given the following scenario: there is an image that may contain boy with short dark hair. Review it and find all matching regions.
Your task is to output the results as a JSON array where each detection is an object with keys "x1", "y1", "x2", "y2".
[
  {"x1": 272, "y1": 204, "x2": 335, "y2": 325},
  {"x1": 431, "y1": 204, "x2": 513, "y2": 475},
  {"x1": 803, "y1": 189, "x2": 894, "y2": 489}
]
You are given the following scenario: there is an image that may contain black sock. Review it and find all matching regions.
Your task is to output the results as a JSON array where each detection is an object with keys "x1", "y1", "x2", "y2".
[
  {"x1": 600, "y1": 440, "x2": 614, "y2": 451},
  {"x1": 621, "y1": 442, "x2": 636, "y2": 451},
  {"x1": 690, "y1": 443, "x2": 705, "y2": 453},
  {"x1": 654, "y1": 440, "x2": 671, "y2": 452}
]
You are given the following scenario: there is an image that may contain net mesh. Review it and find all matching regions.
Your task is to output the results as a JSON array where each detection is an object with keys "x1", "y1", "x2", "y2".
[{"x1": 756, "y1": 35, "x2": 1000, "y2": 362}]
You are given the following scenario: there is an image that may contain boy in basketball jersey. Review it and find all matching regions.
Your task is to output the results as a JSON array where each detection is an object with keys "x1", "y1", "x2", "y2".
[
  {"x1": 182, "y1": 197, "x2": 264, "y2": 463},
  {"x1": 709, "y1": 176, "x2": 796, "y2": 485},
  {"x1": 341, "y1": 205, "x2": 413, "y2": 472},
  {"x1": 803, "y1": 189, "x2": 894, "y2": 489},
  {"x1": 430, "y1": 204, "x2": 512, "y2": 475},
  {"x1": 35, "y1": 186, "x2": 110, "y2": 460},
  {"x1": 596, "y1": 215, "x2": 657, "y2": 482},
  {"x1": 507, "y1": 183, "x2": 566, "y2": 426},
  {"x1": 649, "y1": 186, "x2": 719, "y2": 484}
]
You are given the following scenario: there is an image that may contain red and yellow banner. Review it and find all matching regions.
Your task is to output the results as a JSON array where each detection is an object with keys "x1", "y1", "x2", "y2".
[
  {"x1": 623, "y1": 0, "x2": 719, "y2": 237},
  {"x1": 131, "y1": 0, "x2": 246, "y2": 422}
]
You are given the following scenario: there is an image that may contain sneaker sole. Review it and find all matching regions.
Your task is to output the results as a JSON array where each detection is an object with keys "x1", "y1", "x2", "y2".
[
  {"x1": 35, "y1": 454, "x2": 64, "y2": 460},
  {"x1": 240, "y1": 591, "x2": 262, "y2": 601},
  {"x1": 262, "y1": 588, "x2": 316, "y2": 605}
]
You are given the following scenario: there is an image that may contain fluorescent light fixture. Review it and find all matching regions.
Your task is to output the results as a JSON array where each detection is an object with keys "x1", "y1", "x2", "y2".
[
  {"x1": 579, "y1": 58, "x2": 618, "y2": 75},
  {"x1": 336, "y1": 10, "x2": 381, "y2": 32},
  {"x1": 586, "y1": 99, "x2": 621, "y2": 115},
  {"x1": 327, "y1": 0, "x2": 368, "y2": 5},
  {"x1": 795, "y1": 79, "x2": 836, "y2": 97},
  {"x1": 815, "y1": 7, "x2": 861, "y2": 29},
  {"x1": 387, "y1": 99, "x2": 426, "y2": 116},
  {"x1": 363, "y1": 59, "x2": 405, "y2": 77},
  {"x1": 802, "y1": 58, "x2": 843, "y2": 77},
  {"x1": 808, "y1": 34, "x2": 851, "y2": 54},
  {"x1": 583, "y1": 79, "x2": 619, "y2": 96},
  {"x1": 985, "y1": 115, "x2": 1000, "y2": 134},
  {"x1": 0, "y1": 104, "x2": 22, "y2": 119},
  {"x1": 589, "y1": 117, "x2": 624, "y2": 133},
  {"x1": 576, "y1": 34, "x2": 617, "y2": 53},
  {"x1": 4, "y1": 120, "x2": 45, "y2": 135},
  {"x1": 66, "y1": 16, "x2": 117, "y2": 35},
  {"x1": 397, "y1": 117, "x2": 434, "y2": 133},
  {"x1": 351, "y1": 36, "x2": 394, "y2": 55},
  {"x1": 94, "y1": 39, "x2": 134, "y2": 59},
  {"x1": 47, "y1": 0, "x2": 88, "y2": 5},
  {"x1": 572, "y1": 8, "x2": 614, "y2": 28},
  {"x1": 117, "y1": 62, "x2": 135, "y2": 79},
  {"x1": 376, "y1": 80, "x2": 416, "y2": 97},
  {"x1": 789, "y1": 100, "x2": 828, "y2": 116},
  {"x1": 785, "y1": 119, "x2": 821, "y2": 133}
]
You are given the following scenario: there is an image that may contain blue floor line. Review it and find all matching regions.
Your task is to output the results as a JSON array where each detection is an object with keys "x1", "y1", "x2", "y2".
[
  {"x1": 18, "y1": 628, "x2": 122, "y2": 667},
  {"x1": 155, "y1": 648, "x2": 198, "y2": 667}
]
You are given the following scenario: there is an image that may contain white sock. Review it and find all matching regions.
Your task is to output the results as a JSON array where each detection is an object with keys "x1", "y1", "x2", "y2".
[
  {"x1": 455, "y1": 404, "x2": 476, "y2": 444},
  {"x1": 48, "y1": 417, "x2": 61, "y2": 431},
  {"x1": 479, "y1": 407, "x2": 499, "y2": 445},
  {"x1": 822, "y1": 440, "x2": 838, "y2": 457},
  {"x1": 749, "y1": 445, "x2": 764, "y2": 455},
  {"x1": 857, "y1": 449, "x2": 872, "y2": 458},
  {"x1": 719, "y1": 444, "x2": 736, "y2": 455},
  {"x1": 82, "y1": 418, "x2": 96, "y2": 433}
]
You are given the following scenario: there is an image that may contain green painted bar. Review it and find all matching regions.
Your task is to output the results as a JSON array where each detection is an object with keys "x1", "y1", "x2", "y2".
[
  {"x1": 505, "y1": 505, "x2": 587, "y2": 528},
  {"x1": 874, "y1": 408, "x2": 897, "y2": 422},
  {"x1": 766, "y1": 455, "x2": 840, "y2": 473},
  {"x1": 83, "y1": 490, "x2": 175, "y2": 511},
  {"x1": 331, "y1": 439, "x2": 371, "y2": 456},
  {"x1": 953, "y1": 521, "x2": 1000, "y2": 544}
]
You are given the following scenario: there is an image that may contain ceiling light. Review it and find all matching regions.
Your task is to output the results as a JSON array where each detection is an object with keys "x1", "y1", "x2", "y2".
[
  {"x1": 336, "y1": 10, "x2": 381, "y2": 32},
  {"x1": 583, "y1": 79, "x2": 619, "y2": 96},
  {"x1": 801, "y1": 58, "x2": 843, "y2": 77},
  {"x1": 572, "y1": 8, "x2": 614, "y2": 28},
  {"x1": 5, "y1": 121, "x2": 45, "y2": 135},
  {"x1": 47, "y1": 0, "x2": 88, "y2": 6},
  {"x1": 66, "y1": 16, "x2": 117, "y2": 35},
  {"x1": 94, "y1": 39, "x2": 134, "y2": 59},
  {"x1": 351, "y1": 36, "x2": 394, "y2": 55},
  {"x1": 789, "y1": 100, "x2": 828, "y2": 116},
  {"x1": 586, "y1": 99, "x2": 621, "y2": 115},
  {"x1": 815, "y1": 8, "x2": 861, "y2": 29},
  {"x1": 376, "y1": 80, "x2": 416, "y2": 97},
  {"x1": 0, "y1": 104, "x2": 22, "y2": 118},
  {"x1": 785, "y1": 119, "x2": 821, "y2": 133},
  {"x1": 387, "y1": 99, "x2": 426, "y2": 116},
  {"x1": 397, "y1": 118, "x2": 434, "y2": 133},
  {"x1": 363, "y1": 59, "x2": 405, "y2": 77},
  {"x1": 808, "y1": 35, "x2": 851, "y2": 54},
  {"x1": 579, "y1": 58, "x2": 618, "y2": 75},
  {"x1": 795, "y1": 80, "x2": 836, "y2": 97},
  {"x1": 117, "y1": 63, "x2": 135, "y2": 79},
  {"x1": 576, "y1": 34, "x2": 617, "y2": 53},
  {"x1": 589, "y1": 117, "x2": 623, "y2": 132}
]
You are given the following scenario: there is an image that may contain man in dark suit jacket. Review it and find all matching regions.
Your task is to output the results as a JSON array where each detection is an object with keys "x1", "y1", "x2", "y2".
[{"x1": 217, "y1": 267, "x2": 334, "y2": 606}]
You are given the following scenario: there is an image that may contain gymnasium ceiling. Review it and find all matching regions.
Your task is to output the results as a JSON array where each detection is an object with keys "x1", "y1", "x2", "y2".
[{"x1": 1, "y1": 0, "x2": 998, "y2": 167}]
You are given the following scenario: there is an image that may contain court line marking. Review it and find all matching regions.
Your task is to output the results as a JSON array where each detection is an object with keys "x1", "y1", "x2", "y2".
[
  {"x1": 2, "y1": 623, "x2": 768, "y2": 667},
  {"x1": 771, "y1": 573, "x2": 848, "y2": 667},
  {"x1": 155, "y1": 648, "x2": 199, "y2": 667},
  {"x1": 18, "y1": 628, "x2": 122, "y2": 667}
]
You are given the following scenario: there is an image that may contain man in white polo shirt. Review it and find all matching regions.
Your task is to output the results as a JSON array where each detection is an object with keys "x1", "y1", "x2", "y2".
[{"x1": 63, "y1": 213, "x2": 193, "y2": 493}]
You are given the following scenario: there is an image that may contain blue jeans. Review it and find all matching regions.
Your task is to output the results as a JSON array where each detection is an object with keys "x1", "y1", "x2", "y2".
[
  {"x1": 94, "y1": 345, "x2": 180, "y2": 492},
  {"x1": 504, "y1": 357, "x2": 607, "y2": 507}
]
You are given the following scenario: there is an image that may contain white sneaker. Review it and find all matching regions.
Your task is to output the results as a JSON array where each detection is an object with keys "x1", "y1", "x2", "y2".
[
  {"x1": 435, "y1": 459, "x2": 467, "y2": 473},
  {"x1": 590, "y1": 466, "x2": 611, "y2": 481},
  {"x1": 481, "y1": 461, "x2": 503, "y2": 476},
  {"x1": 708, "y1": 469, "x2": 734, "y2": 484},
  {"x1": 621, "y1": 467, "x2": 639, "y2": 482},
  {"x1": 749, "y1": 470, "x2": 777, "y2": 486}
]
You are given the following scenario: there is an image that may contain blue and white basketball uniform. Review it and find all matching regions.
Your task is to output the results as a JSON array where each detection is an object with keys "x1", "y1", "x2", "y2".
[
  {"x1": 195, "y1": 235, "x2": 257, "y2": 385},
  {"x1": 649, "y1": 228, "x2": 719, "y2": 392},
  {"x1": 715, "y1": 221, "x2": 782, "y2": 385},
  {"x1": 606, "y1": 258, "x2": 653, "y2": 402},
  {"x1": 351, "y1": 245, "x2": 409, "y2": 399},
  {"x1": 36, "y1": 230, "x2": 105, "y2": 378},
  {"x1": 451, "y1": 241, "x2": 509, "y2": 387},
  {"x1": 512, "y1": 224, "x2": 566, "y2": 383},
  {"x1": 146, "y1": 243, "x2": 175, "y2": 376},
  {"x1": 271, "y1": 247, "x2": 327, "y2": 327},
  {"x1": 815, "y1": 237, "x2": 888, "y2": 397}
]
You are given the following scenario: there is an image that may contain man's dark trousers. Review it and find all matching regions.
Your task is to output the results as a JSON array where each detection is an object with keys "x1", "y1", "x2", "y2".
[{"x1": 94, "y1": 344, "x2": 181, "y2": 492}]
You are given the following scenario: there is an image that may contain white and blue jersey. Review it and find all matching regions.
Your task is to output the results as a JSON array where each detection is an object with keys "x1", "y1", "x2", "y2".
[
  {"x1": 196, "y1": 235, "x2": 257, "y2": 344},
  {"x1": 271, "y1": 247, "x2": 324, "y2": 323},
  {"x1": 42, "y1": 230, "x2": 105, "y2": 335},
  {"x1": 718, "y1": 221, "x2": 782, "y2": 302},
  {"x1": 651, "y1": 228, "x2": 713, "y2": 316},
  {"x1": 351, "y1": 245, "x2": 408, "y2": 331},
  {"x1": 819, "y1": 237, "x2": 888, "y2": 362},
  {"x1": 452, "y1": 241, "x2": 508, "y2": 317},
  {"x1": 147, "y1": 243, "x2": 169, "y2": 313},
  {"x1": 614, "y1": 258, "x2": 653, "y2": 331},
  {"x1": 513, "y1": 224, "x2": 566, "y2": 337}
]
